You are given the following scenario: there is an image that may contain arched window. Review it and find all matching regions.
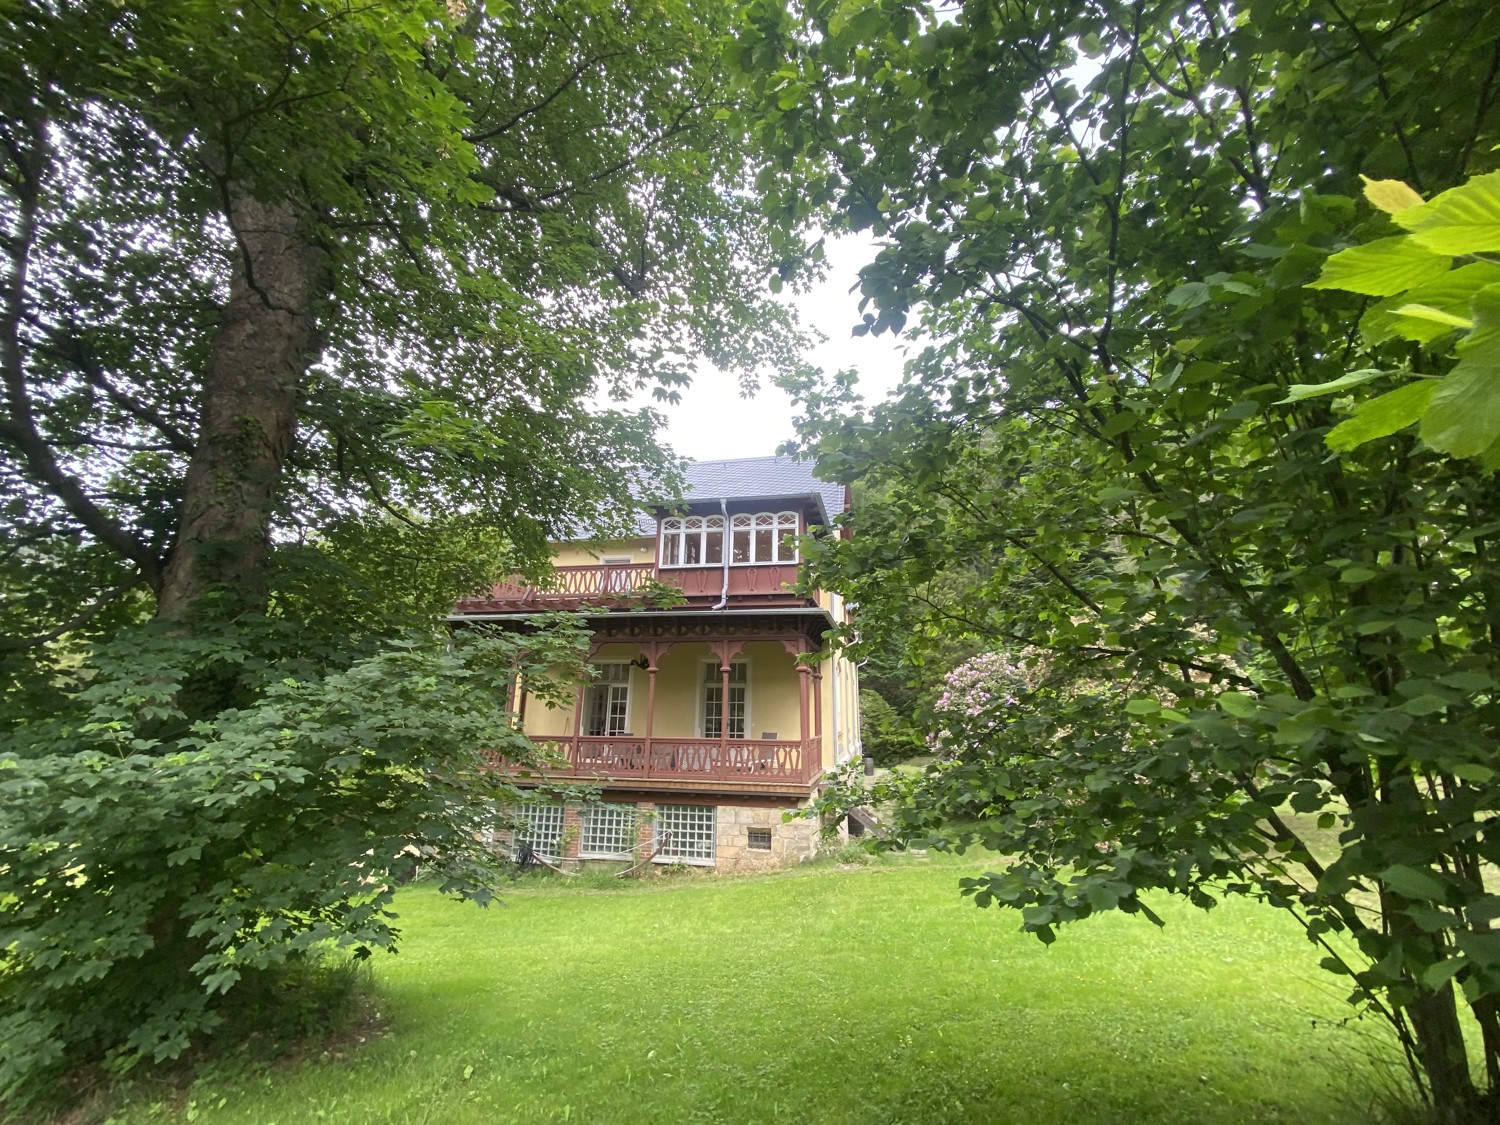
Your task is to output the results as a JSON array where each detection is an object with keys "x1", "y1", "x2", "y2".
[
  {"x1": 730, "y1": 511, "x2": 800, "y2": 564},
  {"x1": 661, "y1": 511, "x2": 799, "y2": 566},
  {"x1": 658, "y1": 515, "x2": 724, "y2": 566}
]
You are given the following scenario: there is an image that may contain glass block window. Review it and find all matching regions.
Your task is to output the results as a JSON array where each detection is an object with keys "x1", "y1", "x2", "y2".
[
  {"x1": 702, "y1": 661, "x2": 748, "y2": 740},
  {"x1": 730, "y1": 511, "x2": 799, "y2": 564},
  {"x1": 747, "y1": 828, "x2": 772, "y2": 851},
  {"x1": 654, "y1": 804, "x2": 717, "y2": 865},
  {"x1": 580, "y1": 803, "x2": 638, "y2": 859},
  {"x1": 512, "y1": 801, "x2": 565, "y2": 860}
]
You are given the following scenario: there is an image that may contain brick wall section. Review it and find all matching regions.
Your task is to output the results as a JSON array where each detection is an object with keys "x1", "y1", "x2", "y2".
[
  {"x1": 633, "y1": 800, "x2": 654, "y2": 859},
  {"x1": 560, "y1": 804, "x2": 583, "y2": 861}
]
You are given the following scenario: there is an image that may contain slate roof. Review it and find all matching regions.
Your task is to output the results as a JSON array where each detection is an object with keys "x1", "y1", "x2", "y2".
[{"x1": 630, "y1": 455, "x2": 847, "y2": 536}]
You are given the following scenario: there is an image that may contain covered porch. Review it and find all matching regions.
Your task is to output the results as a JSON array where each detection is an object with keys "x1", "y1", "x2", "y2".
[
  {"x1": 514, "y1": 616, "x2": 829, "y2": 791},
  {"x1": 531, "y1": 734, "x2": 819, "y2": 788}
]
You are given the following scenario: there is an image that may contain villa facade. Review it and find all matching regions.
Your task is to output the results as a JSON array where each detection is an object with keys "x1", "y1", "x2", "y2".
[{"x1": 450, "y1": 455, "x2": 861, "y2": 870}]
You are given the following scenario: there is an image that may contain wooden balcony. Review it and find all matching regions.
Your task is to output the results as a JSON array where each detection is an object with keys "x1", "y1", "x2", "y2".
[
  {"x1": 460, "y1": 562, "x2": 809, "y2": 613},
  {"x1": 499, "y1": 735, "x2": 822, "y2": 793}
]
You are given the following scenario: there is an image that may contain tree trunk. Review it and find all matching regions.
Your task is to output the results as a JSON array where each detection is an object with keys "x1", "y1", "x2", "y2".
[
  {"x1": 1408, "y1": 977, "x2": 1477, "y2": 1118},
  {"x1": 156, "y1": 186, "x2": 326, "y2": 623}
]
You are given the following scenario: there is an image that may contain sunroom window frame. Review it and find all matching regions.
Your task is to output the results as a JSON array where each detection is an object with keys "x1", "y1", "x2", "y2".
[
  {"x1": 659, "y1": 510, "x2": 801, "y2": 568},
  {"x1": 657, "y1": 514, "x2": 725, "y2": 568}
]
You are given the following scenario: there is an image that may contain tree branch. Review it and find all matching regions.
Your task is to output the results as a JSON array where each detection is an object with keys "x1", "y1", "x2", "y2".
[
  {"x1": 464, "y1": 49, "x2": 634, "y2": 144},
  {"x1": 42, "y1": 325, "x2": 197, "y2": 456},
  {"x1": 0, "y1": 123, "x2": 164, "y2": 593},
  {"x1": 0, "y1": 575, "x2": 146, "y2": 650}
]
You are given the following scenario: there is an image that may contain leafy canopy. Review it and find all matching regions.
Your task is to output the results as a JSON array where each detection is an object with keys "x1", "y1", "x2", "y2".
[
  {"x1": 0, "y1": 0, "x2": 814, "y2": 1100},
  {"x1": 734, "y1": 0, "x2": 1500, "y2": 1113}
]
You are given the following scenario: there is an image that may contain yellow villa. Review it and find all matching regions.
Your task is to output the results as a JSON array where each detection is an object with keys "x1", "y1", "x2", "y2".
[{"x1": 450, "y1": 455, "x2": 862, "y2": 870}]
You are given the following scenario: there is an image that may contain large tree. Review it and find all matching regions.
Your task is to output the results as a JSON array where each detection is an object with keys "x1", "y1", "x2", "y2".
[
  {"x1": 2, "y1": 0, "x2": 800, "y2": 671},
  {"x1": 736, "y1": 0, "x2": 1500, "y2": 1116},
  {"x1": 0, "y1": 0, "x2": 806, "y2": 1099}
]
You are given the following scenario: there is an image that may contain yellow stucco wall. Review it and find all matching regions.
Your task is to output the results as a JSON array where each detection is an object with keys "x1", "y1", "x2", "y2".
[
  {"x1": 514, "y1": 530, "x2": 862, "y2": 768},
  {"x1": 522, "y1": 672, "x2": 576, "y2": 737},
  {"x1": 738, "y1": 641, "x2": 800, "y2": 740},
  {"x1": 518, "y1": 638, "x2": 818, "y2": 745},
  {"x1": 551, "y1": 537, "x2": 655, "y2": 568},
  {"x1": 649, "y1": 643, "x2": 703, "y2": 738}
]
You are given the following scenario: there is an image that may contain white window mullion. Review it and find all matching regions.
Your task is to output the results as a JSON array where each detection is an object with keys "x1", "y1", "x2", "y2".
[
  {"x1": 702, "y1": 661, "x2": 748, "y2": 739},
  {"x1": 654, "y1": 804, "x2": 716, "y2": 865},
  {"x1": 580, "y1": 803, "x2": 637, "y2": 859},
  {"x1": 585, "y1": 663, "x2": 632, "y2": 736}
]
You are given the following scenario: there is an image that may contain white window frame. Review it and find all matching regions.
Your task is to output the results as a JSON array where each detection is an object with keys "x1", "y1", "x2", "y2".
[
  {"x1": 579, "y1": 803, "x2": 638, "y2": 859},
  {"x1": 511, "y1": 801, "x2": 565, "y2": 861},
  {"x1": 658, "y1": 515, "x2": 725, "y2": 568},
  {"x1": 699, "y1": 658, "x2": 749, "y2": 740},
  {"x1": 583, "y1": 662, "x2": 632, "y2": 736},
  {"x1": 653, "y1": 803, "x2": 717, "y2": 865},
  {"x1": 659, "y1": 511, "x2": 800, "y2": 567},
  {"x1": 729, "y1": 511, "x2": 800, "y2": 565}
]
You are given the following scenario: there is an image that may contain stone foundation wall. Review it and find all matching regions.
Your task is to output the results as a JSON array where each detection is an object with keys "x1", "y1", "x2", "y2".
[
  {"x1": 714, "y1": 802, "x2": 819, "y2": 871},
  {"x1": 540, "y1": 797, "x2": 822, "y2": 872}
]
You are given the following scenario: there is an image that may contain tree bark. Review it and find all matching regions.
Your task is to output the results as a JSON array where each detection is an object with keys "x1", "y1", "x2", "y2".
[
  {"x1": 1408, "y1": 969, "x2": 1477, "y2": 1117},
  {"x1": 156, "y1": 186, "x2": 327, "y2": 623}
]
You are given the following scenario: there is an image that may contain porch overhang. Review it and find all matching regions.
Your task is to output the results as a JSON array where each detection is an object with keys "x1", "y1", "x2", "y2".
[{"x1": 448, "y1": 606, "x2": 837, "y2": 627}]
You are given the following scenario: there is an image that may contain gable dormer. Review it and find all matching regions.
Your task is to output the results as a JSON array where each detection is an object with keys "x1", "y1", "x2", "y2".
[{"x1": 457, "y1": 455, "x2": 849, "y2": 614}]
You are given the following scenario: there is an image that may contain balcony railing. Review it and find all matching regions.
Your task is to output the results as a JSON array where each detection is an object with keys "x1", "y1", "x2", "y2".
[
  {"x1": 504, "y1": 735, "x2": 821, "y2": 787},
  {"x1": 483, "y1": 563, "x2": 656, "y2": 605},
  {"x1": 463, "y1": 562, "x2": 807, "y2": 611}
]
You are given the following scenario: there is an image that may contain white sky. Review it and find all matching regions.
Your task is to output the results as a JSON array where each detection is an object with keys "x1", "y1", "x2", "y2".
[{"x1": 648, "y1": 235, "x2": 913, "y2": 461}]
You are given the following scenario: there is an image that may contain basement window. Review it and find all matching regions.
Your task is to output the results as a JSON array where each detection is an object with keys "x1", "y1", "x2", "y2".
[
  {"x1": 580, "y1": 803, "x2": 638, "y2": 859},
  {"x1": 747, "y1": 828, "x2": 772, "y2": 851},
  {"x1": 510, "y1": 801, "x2": 565, "y2": 861},
  {"x1": 654, "y1": 804, "x2": 717, "y2": 865}
]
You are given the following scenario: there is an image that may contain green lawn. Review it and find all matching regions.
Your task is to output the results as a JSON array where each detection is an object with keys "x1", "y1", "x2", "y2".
[{"x1": 107, "y1": 858, "x2": 1397, "y2": 1125}]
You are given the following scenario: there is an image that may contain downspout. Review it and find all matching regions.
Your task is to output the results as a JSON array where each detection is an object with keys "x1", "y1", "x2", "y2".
[
  {"x1": 712, "y1": 497, "x2": 730, "y2": 610},
  {"x1": 830, "y1": 654, "x2": 840, "y2": 761}
]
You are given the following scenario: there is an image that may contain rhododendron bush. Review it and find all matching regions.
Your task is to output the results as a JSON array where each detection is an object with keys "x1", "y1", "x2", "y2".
[{"x1": 929, "y1": 652, "x2": 1032, "y2": 758}]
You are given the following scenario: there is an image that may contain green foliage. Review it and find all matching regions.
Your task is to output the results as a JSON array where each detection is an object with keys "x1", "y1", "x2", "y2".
[
  {"x1": 858, "y1": 686, "x2": 924, "y2": 765},
  {"x1": 1, "y1": 0, "x2": 815, "y2": 1102},
  {"x1": 819, "y1": 839, "x2": 874, "y2": 865},
  {"x1": 1, "y1": 0, "x2": 808, "y2": 652},
  {"x1": 1302, "y1": 173, "x2": 1500, "y2": 464},
  {"x1": 738, "y1": 0, "x2": 1500, "y2": 1113},
  {"x1": 0, "y1": 623, "x2": 591, "y2": 1102}
]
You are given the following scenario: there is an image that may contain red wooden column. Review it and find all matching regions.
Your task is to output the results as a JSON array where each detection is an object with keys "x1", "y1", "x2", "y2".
[
  {"x1": 645, "y1": 664, "x2": 658, "y2": 741},
  {"x1": 571, "y1": 681, "x2": 586, "y2": 768},
  {"x1": 719, "y1": 658, "x2": 731, "y2": 775},
  {"x1": 644, "y1": 648, "x2": 658, "y2": 778},
  {"x1": 812, "y1": 664, "x2": 823, "y2": 746},
  {"x1": 797, "y1": 662, "x2": 812, "y2": 781}
]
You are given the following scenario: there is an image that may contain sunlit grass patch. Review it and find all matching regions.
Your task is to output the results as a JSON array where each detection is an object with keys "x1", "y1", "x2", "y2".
[{"x1": 85, "y1": 859, "x2": 1394, "y2": 1125}]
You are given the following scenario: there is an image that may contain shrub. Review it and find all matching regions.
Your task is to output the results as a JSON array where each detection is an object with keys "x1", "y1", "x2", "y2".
[
  {"x1": 0, "y1": 626, "x2": 585, "y2": 1105},
  {"x1": 858, "y1": 688, "x2": 925, "y2": 765}
]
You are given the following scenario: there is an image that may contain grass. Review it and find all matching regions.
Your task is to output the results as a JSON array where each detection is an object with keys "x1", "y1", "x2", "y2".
[{"x1": 93, "y1": 855, "x2": 1402, "y2": 1125}]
